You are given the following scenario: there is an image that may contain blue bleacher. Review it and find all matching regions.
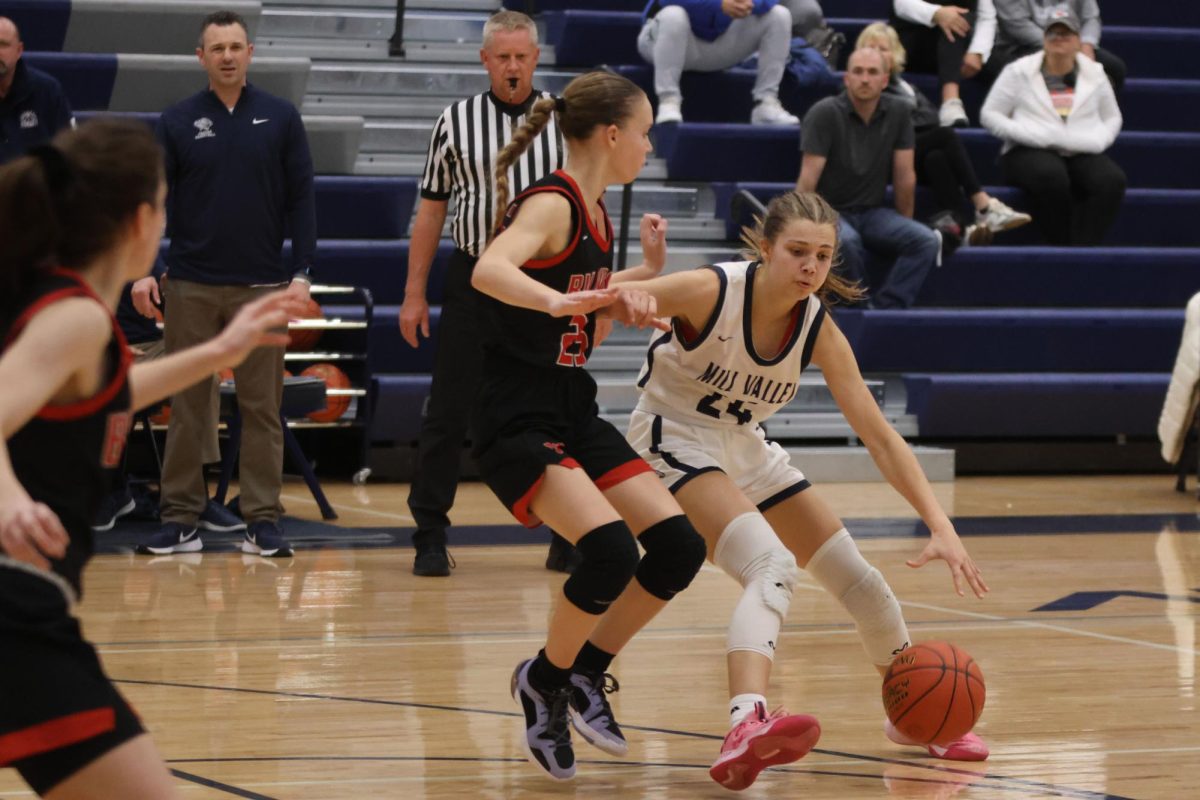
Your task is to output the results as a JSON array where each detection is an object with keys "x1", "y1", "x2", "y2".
[
  {"x1": 24, "y1": 52, "x2": 116, "y2": 110},
  {"x1": 3, "y1": 0, "x2": 71, "y2": 52}
]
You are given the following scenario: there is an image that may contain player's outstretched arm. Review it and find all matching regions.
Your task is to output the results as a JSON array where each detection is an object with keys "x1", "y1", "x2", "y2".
[
  {"x1": 814, "y1": 317, "x2": 989, "y2": 599},
  {"x1": 472, "y1": 192, "x2": 576, "y2": 313},
  {"x1": 128, "y1": 290, "x2": 305, "y2": 412}
]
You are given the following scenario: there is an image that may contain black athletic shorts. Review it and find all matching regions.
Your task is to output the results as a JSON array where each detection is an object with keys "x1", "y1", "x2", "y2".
[
  {"x1": 473, "y1": 356, "x2": 652, "y2": 528},
  {"x1": 0, "y1": 567, "x2": 145, "y2": 796}
]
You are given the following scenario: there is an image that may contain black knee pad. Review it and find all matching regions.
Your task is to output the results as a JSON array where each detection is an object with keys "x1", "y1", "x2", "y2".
[
  {"x1": 562, "y1": 521, "x2": 640, "y2": 615},
  {"x1": 635, "y1": 515, "x2": 707, "y2": 601}
]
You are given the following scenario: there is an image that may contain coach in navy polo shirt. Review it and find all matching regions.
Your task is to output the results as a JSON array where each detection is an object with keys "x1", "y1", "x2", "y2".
[
  {"x1": 130, "y1": 9, "x2": 316, "y2": 559},
  {"x1": 0, "y1": 16, "x2": 74, "y2": 164}
]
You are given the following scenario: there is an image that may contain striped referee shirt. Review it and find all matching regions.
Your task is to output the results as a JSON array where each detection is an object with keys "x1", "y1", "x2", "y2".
[{"x1": 420, "y1": 89, "x2": 565, "y2": 257}]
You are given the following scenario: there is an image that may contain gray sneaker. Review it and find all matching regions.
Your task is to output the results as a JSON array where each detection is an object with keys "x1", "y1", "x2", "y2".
[
  {"x1": 568, "y1": 670, "x2": 628, "y2": 756},
  {"x1": 977, "y1": 198, "x2": 1033, "y2": 233},
  {"x1": 511, "y1": 659, "x2": 576, "y2": 781},
  {"x1": 135, "y1": 523, "x2": 202, "y2": 555}
]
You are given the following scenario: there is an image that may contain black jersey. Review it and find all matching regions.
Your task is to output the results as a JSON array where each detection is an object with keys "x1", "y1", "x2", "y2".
[
  {"x1": 480, "y1": 170, "x2": 614, "y2": 370},
  {"x1": 1, "y1": 269, "x2": 132, "y2": 598}
]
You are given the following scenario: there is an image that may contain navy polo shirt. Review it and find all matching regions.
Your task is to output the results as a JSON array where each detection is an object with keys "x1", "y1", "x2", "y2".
[
  {"x1": 0, "y1": 60, "x2": 74, "y2": 164},
  {"x1": 157, "y1": 83, "x2": 316, "y2": 286}
]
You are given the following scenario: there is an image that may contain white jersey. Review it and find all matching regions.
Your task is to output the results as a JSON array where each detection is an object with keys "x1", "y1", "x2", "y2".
[{"x1": 635, "y1": 260, "x2": 826, "y2": 429}]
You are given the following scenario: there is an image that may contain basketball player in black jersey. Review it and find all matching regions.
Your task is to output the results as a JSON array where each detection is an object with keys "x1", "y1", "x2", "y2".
[
  {"x1": 0, "y1": 119, "x2": 303, "y2": 798},
  {"x1": 469, "y1": 71, "x2": 708, "y2": 781}
]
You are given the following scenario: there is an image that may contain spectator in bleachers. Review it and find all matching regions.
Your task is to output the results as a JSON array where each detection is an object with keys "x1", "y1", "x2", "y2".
[
  {"x1": 981, "y1": 11, "x2": 1125, "y2": 245},
  {"x1": 889, "y1": 1, "x2": 997, "y2": 127},
  {"x1": 130, "y1": 9, "x2": 315, "y2": 559},
  {"x1": 780, "y1": 1, "x2": 846, "y2": 66},
  {"x1": 987, "y1": 0, "x2": 1125, "y2": 91},
  {"x1": 797, "y1": 47, "x2": 939, "y2": 309},
  {"x1": 0, "y1": 16, "x2": 74, "y2": 164},
  {"x1": 858, "y1": 22, "x2": 1031, "y2": 244},
  {"x1": 637, "y1": 1, "x2": 800, "y2": 125},
  {"x1": 400, "y1": 10, "x2": 579, "y2": 577}
]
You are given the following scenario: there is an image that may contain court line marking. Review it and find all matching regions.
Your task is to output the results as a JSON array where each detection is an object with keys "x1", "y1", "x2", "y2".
[
  {"x1": 113, "y1": 678, "x2": 1136, "y2": 800},
  {"x1": 169, "y1": 769, "x2": 278, "y2": 799},
  {"x1": 279, "y1": 492, "x2": 414, "y2": 524}
]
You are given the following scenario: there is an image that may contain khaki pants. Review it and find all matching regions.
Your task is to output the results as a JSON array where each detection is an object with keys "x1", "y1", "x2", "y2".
[{"x1": 160, "y1": 279, "x2": 284, "y2": 525}]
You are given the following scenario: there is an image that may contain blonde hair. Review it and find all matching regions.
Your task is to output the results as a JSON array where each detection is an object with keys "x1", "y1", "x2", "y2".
[
  {"x1": 856, "y1": 22, "x2": 906, "y2": 77},
  {"x1": 482, "y1": 10, "x2": 537, "y2": 48},
  {"x1": 739, "y1": 191, "x2": 864, "y2": 306},
  {"x1": 492, "y1": 71, "x2": 644, "y2": 238}
]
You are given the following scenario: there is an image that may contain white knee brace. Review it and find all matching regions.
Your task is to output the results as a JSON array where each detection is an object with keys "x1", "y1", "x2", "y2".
[
  {"x1": 805, "y1": 528, "x2": 910, "y2": 667},
  {"x1": 714, "y1": 512, "x2": 800, "y2": 660}
]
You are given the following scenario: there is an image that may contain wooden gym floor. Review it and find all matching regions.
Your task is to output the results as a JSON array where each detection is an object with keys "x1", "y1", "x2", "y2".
[{"x1": 2, "y1": 474, "x2": 1197, "y2": 799}]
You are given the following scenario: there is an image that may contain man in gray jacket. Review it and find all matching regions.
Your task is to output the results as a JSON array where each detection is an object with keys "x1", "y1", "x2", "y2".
[{"x1": 986, "y1": 0, "x2": 1124, "y2": 90}]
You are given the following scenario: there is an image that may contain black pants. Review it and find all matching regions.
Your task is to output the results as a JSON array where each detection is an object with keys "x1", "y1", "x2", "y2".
[
  {"x1": 1000, "y1": 147, "x2": 1126, "y2": 245},
  {"x1": 891, "y1": 1, "x2": 977, "y2": 93},
  {"x1": 407, "y1": 249, "x2": 485, "y2": 545},
  {"x1": 916, "y1": 125, "x2": 984, "y2": 221},
  {"x1": 983, "y1": 44, "x2": 1126, "y2": 92}
]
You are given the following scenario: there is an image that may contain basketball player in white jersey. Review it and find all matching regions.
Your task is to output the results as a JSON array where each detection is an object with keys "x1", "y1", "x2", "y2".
[{"x1": 621, "y1": 191, "x2": 991, "y2": 790}]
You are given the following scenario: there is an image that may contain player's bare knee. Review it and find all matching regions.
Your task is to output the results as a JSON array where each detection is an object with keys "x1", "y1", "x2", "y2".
[
  {"x1": 562, "y1": 521, "x2": 639, "y2": 614},
  {"x1": 634, "y1": 514, "x2": 706, "y2": 601}
]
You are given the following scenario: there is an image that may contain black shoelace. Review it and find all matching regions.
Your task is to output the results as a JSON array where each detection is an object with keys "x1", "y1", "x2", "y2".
[{"x1": 543, "y1": 687, "x2": 573, "y2": 745}]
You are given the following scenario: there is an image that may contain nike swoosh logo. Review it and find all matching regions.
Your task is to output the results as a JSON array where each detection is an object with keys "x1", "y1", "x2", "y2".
[
  {"x1": 253, "y1": 118, "x2": 269, "y2": 125},
  {"x1": 718, "y1": 335, "x2": 733, "y2": 342}
]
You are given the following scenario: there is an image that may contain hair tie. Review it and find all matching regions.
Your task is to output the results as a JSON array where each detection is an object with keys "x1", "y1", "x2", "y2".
[
  {"x1": 554, "y1": 96, "x2": 567, "y2": 113},
  {"x1": 28, "y1": 144, "x2": 74, "y2": 197}
]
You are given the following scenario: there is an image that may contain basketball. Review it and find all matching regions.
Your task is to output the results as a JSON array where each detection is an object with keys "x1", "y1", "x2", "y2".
[
  {"x1": 882, "y1": 642, "x2": 985, "y2": 746},
  {"x1": 301, "y1": 362, "x2": 351, "y2": 422},
  {"x1": 287, "y1": 297, "x2": 324, "y2": 351},
  {"x1": 148, "y1": 401, "x2": 171, "y2": 426}
]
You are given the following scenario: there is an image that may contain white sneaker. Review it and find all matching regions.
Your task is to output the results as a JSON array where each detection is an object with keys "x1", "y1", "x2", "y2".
[
  {"x1": 938, "y1": 98, "x2": 968, "y2": 128},
  {"x1": 655, "y1": 97, "x2": 682, "y2": 125},
  {"x1": 963, "y1": 223, "x2": 994, "y2": 246},
  {"x1": 977, "y1": 197, "x2": 1033, "y2": 233},
  {"x1": 750, "y1": 96, "x2": 799, "y2": 126}
]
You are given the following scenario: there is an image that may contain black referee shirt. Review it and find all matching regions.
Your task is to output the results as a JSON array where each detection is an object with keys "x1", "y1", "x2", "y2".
[{"x1": 420, "y1": 89, "x2": 565, "y2": 257}]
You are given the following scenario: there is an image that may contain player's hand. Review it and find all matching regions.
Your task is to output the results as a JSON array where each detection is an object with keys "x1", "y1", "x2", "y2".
[
  {"x1": 640, "y1": 214, "x2": 668, "y2": 275},
  {"x1": 546, "y1": 287, "x2": 622, "y2": 318},
  {"x1": 961, "y1": 52, "x2": 983, "y2": 78},
  {"x1": 907, "y1": 528, "x2": 989, "y2": 599},
  {"x1": 598, "y1": 288, "x2": 671, "y2": 331},
  {"x1": 933, "y1": 6, "x2": 971, "y2": 41},
  {"x1": 399, "y1": 294, "x2": 431, "y2": 348},
  {"x1": 286, "y1": 278, "x2": 312, "y2": 304},
  {"x1": 721, "y1": 0, "x2": 754, "y2": 19},
  {"x1": 216, "y1": 290, "x2": 308, "y2": 367},
  {"x1": 131, "y1": 276, "x2": 161, "y2": 319},
  {"x1": 0, "y1": 490, "x2": 68, "y2": 571}
]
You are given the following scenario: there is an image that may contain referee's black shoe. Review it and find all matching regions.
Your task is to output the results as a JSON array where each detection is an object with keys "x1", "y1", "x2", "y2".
[{"x1": 413, "y1": 530, "x2": 454, "y2": 577}]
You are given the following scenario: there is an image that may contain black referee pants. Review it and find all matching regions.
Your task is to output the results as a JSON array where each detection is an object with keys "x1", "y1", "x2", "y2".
[{"x1": 408, "y1": 249, "x2": 483, "y2": 546}]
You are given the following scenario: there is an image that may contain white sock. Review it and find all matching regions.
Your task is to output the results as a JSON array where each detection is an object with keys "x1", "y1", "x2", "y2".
[{"x1": 729, "y1": 693, "x2": 766, "y2": 727}]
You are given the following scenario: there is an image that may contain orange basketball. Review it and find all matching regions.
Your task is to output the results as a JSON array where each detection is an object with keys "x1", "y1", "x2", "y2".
[
  {"x1": 218, "y1": 367, "x2": 234, "y2": 383},
  {"x1": 301, "y1": 362, "x2": 351, "y2": 422},
  {"x1": 287, "y1": 297, "x2": 324, "y2": 351},
  {"x1": 149, "y1": 401, "x2": 171, "y2": 426},
  {"x1": 882, "y1": 642, "x2": 985, "y2": 746}
]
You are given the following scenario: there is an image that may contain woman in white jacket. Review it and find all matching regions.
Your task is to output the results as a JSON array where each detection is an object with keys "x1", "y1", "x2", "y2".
[{"x1": 980, "y1": 12, "x2": 1125, "y2": 245}]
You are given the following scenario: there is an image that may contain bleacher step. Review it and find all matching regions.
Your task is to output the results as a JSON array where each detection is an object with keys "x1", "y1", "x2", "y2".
[{"x1": 308, "y1": 63, "x2": 576, "y2": 97}]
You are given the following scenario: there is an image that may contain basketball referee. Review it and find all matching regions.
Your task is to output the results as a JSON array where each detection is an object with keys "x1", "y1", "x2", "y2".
[{"x1": 399, "y1": 10, "x2": 578, "y2": 577}]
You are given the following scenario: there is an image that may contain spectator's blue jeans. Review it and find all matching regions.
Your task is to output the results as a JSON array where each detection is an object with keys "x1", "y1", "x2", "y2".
[{"x1": 837, "y1": 207, "x2": 939, "y2": 309}]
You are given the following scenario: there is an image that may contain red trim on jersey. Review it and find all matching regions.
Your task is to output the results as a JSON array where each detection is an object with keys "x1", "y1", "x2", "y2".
[
  {"x1": 25, "y1": 270, "x2": 133, "y2": 422},
  {"x1": 557, "y1": 170, "x2": 611, "y2": 252},
  {"x1": 0, "y1": 707, "x2": 116, "y2": 765},
  {"x1": 777, "y1": 303, "x2": 802, "y2": 353},
  {"x1": 593, "y1": 458, "x2": 654, "y2": 491},
  {"x1": 514, "y1": 186, "x2": 585, "y2": 270},
  {"x1": 511, "y1": 457, "x2": 583, "y2": 528},
  {"x1": 2, "y1": 288, "x2": 83, "y2": 349}
]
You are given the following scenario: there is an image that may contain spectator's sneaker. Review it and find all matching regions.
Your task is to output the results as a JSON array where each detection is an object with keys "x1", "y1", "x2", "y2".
[
  {"x1": 655, "y1": 97, "x2": 683, "y2": 125},
  {"x1": 709, "y1": 702, "x2": 821, "y2": 790},
  {"x1": 964, "y1": 223, "x2": 994, "y2": 247},
  {"x1": 91, "y1": 490, "x2": 136, "y2": 532},
  {"x1": 884, "y1": 718, "x2": 990, "y2": 761},
  {"x1": 511, "y1": 659, "x2": 576, "y2": 781},
  {"x1": 545, "y1": 534, "x2": 582, "y2": 574},
  {"x1": 977, "y1": 197, "x2": 1033, "y2": 233},
  {"x1": 135, "y1": 523, "x2": 202, "y2": 555},
  {"x1": 413, "y1": 543, "x2": 454, "y2": 576},
  {"x1": 751, "y1": 96, "x2": 800, "y2": 126},
  {"x1": 198, "y1": 499, "x2": 246, "y2": 532},
  {"x1": 243, "y1": 520, "x2": 293, "y2": 558},
  {"x1": 568, "y1": 670, "x2": 627, "y2": 756},
  {"x1": 938, "y1": 98, "x2": 969, "y2": 127}
]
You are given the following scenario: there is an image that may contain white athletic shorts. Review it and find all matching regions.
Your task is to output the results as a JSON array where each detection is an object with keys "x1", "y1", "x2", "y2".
[{"x1": 627, "y1": 408, "x2": 811, "y2": 511}]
